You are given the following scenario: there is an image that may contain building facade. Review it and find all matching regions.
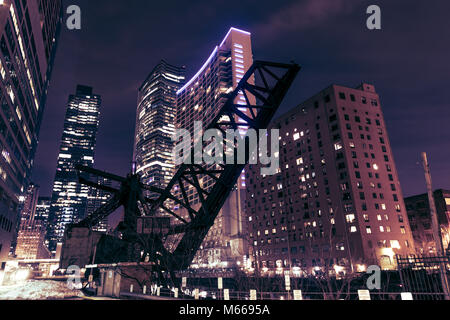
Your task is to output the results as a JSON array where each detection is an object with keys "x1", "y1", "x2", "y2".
[
  {"x1": 35, "y1": 196, "x2": 50, "y2": 226},
  {"x1": 47, "y1": 85, "x2": 101, "y2": 251},
  {"x1": 133, "y1": 60, "x2": 185, "y2": 197},
  {"x1": 246, "y1": 83, "x2": 415, "y2": 275},
  {"x1": 10, "y1": 182, "x2": 39, "y2": 253},
  {"x1": 18, "y1": 183, "x2": 39, "y2": 225},
  {"x1": 15, "y1": 221, "x2": 50, "y2": 260},
  {"x1": 175, "y1": 28, "x2": 254, "y2": 268},
  {"x1": 0, "y1": 0, "x2": 62, "y2": 268},
  {"x1": 405, "y1": 189, "x2": 450, "y2": 255},
  {"x1": 15, "y1": 183, "x2": 50, "y2": 260}
]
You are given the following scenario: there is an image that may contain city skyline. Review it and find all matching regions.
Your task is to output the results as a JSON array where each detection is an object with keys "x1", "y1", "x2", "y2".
[
  {"x1": 32, "y1": 0, "x2": 450, "y2": 199},
  {"x1": 0, "y1": 0, "x2": 449, "y2": 303}
]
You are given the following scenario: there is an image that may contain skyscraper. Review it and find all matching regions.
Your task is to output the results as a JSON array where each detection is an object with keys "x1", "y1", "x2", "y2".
[
  {"x1": 15, "y1": 183, "x2": 50, "y2": 260},
  {"x1": 0, "y1": 0, "x2": 62, "y2": 268},
  {"x1": 133, "y1": 60, "x2": 185, "y2": 195},
  {"x1": 175, "y1": 27, "x2": 254, "y2": 268},
  {"x1": 11, "y1": 182, "x2": 39, "y2": 255},
  {"x1": 47, "y1": 85, "x2": 101, "y2": 250},
  {"x1": 18, "y1": 183, "x2": 39, "y2": 226},
  {"x1": 246, "y1": 83, "x2": 415, "y2": 274},
  {"x1": 35, "y1": 196, "x2": 51, "y2": 227}
]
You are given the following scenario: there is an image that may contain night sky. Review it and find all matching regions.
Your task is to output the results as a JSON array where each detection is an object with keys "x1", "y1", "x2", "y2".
[{"x1": 32, "y1": 0, "x2": 450, "y2": 198}]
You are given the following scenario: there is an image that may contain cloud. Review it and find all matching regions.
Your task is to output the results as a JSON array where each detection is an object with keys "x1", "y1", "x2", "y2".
[{"x1": 253, "y1": 0, "x2": 354, "y2": 42}]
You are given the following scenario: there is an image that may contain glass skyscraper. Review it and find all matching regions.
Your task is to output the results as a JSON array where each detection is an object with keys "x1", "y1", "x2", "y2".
[
  {"x1": 47, "y1": 85, "x2": 101, "y2": 250},
  {"x1": 175, "y1": 28, "x2": 254, "y2": 268},
  {"x1": 35, "y1": 196, "x2": 50, "y2": 230},
  {"x1": 133, "y1": 60, "x2": 185, "y2": 197},
  {"x1": 0, "y1": 0, "x2": 62, "y2": 268}
]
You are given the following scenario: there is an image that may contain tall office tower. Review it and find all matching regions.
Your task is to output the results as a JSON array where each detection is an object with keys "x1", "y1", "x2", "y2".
[
  {"x1": 405, "y1": 190, "x2": 450, "y2": 255},
  {"x1": 0, "y1": 0, "x2": 62, "y2": 268},
  {"x1": 246, "y1": 83, "x2": 415, "y2": 274},
  {"x1": 10, "y1": 182, "x2": 39, "y2": 255},
  {"x1": 15, "y1": 222, "x2": 50, "y2": 260},
  {"x1": 18, "y1": 183, "x2": 39, "y2": 225},
  {"x1": 133, "y1": 60, "x2": 185, "y2": 196},
  {"x1": 15, "y1": 183, "x2": 50, "y2": 259},
  {"x1": 85, "y1": 177, "x2": 112, "y2": 233},
  {"x1": 175, "y1": 28, "x2": 254, "y2": 268},
  {"x1": 35, "y1": 196, "x2": 51, "y2": 226},
  {"x1": 47, "y1": 85, "x2": 101, "y2": 250},
  {"x1": 35, "y1": 196, "x2": 50, "y2": 247}
]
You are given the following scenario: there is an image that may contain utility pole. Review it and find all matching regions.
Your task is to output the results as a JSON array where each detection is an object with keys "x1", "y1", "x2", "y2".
[{"x1": 421, "y1": 152, "x2": 450, "y2": 300}]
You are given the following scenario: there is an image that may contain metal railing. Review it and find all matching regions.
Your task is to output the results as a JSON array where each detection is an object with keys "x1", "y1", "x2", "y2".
[
  {"x1": 396, "y1": 253, "x2": 450, "y2": 300},
  {"x1": 122, "y1": 285, "x2": 443, "y2": 301}
]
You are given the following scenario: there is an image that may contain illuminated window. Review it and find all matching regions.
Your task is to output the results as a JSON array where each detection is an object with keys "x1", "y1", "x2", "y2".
[
  {"x1": 390, "y1": 240, "x2": 401, "y2": 249},
  {"x1": 346, "y1": 214, "x2": 356, "y2": 223}
]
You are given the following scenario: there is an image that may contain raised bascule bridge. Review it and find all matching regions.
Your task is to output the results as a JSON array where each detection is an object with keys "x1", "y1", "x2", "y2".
[{"x1": 60, "y1": 60, "x2": 300, "y2": 291}]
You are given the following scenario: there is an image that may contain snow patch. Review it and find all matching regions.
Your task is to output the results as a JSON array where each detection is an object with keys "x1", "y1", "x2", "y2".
[{"x1": 0, "y1": 280, "x2": 84, "y2": 300}]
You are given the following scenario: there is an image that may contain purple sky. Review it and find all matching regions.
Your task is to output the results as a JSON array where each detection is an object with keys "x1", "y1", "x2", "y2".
[{"x1": 33, "y1": 0, "x2": 450, "y2": 198}]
